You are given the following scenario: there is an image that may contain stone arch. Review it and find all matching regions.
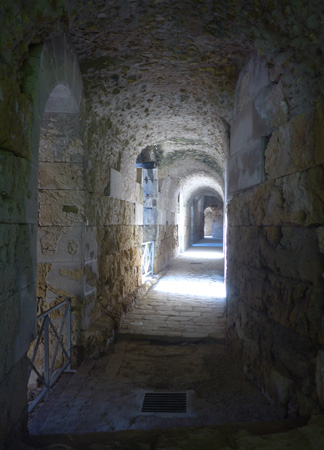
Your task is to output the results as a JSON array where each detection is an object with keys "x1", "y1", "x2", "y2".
[
  {"x1": 23, "y1": 33, "x2": 83, "y2": 236},
  {"x1": 179, "y1": 174, "x2": 224, "y2": 251},
  {"x1": 14, "y1": 35, "x2": 84, "y2": 369},
  {"x1": 24, "y1": 35, "x2": 100, "y2": 399}
]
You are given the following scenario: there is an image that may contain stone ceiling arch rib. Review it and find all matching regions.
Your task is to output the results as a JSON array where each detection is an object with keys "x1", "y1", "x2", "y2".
[{"x1": 181, "y1": 173, "x2": 224, "y2": 207}]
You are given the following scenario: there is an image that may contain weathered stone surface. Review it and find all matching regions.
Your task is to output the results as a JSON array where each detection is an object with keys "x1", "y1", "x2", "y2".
[
  {"x1": 2, "y1": 1, "x2": 324, "y2": 445},
  {"x1": 38, "y1": 190, "x2": 86, "y2": 226},
  {"x1": 0, "y1": 70, "x2": 33, "y2": 159},
  {"x1": 0, "y1": 150, "x2": 32, "y2": 223},
  {"x1": 154, "y1": 225, "x2": 179, "y2": 273},
  {"x1": 38, "y1": 161, "x2": 84, "y2": 190},
  {"x1": 227, "y1": 52, "x2": 324, "y2": 418},
  {"x1": 0, "y1": 357, "x2": 29, "y2": 445},
  {"x1": 0, "y1": 296, "x2": 20, "y2": 382}
]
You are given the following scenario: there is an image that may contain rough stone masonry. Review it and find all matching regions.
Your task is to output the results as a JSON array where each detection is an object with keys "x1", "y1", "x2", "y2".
[{"x1": 1, "y1": 0, "x2": 324, "y2": 446}]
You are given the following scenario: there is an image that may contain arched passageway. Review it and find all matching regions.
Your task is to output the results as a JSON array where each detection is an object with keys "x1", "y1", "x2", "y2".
[
  {"x1": 29, "y1": 236, "x2": 285, "y2": 435},
  {"x1": 2, "y1": 1, "x2": 324, "y2": 447}
]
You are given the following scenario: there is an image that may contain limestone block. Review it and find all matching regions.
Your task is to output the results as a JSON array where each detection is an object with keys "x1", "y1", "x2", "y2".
[
  {"x1": 227, "y1": 139, "x2": 265, "y2": 194},
  {"x1": 268, "y1": 369, "x2": 294, "y2": 407},
  {"x1": 134, "y1": 225, "x2": 143, "y2": 246},
  {"x1": 109, "y1": 168, "x2": 122, "y2": 200},
  {"x1": 264, "y1": 273, "x2": 307, "y2": 327},
  {"x1": 264, "y1": 226, "x2": 282, "y2": 247},
  {"x1": 234, "y1": 53, "x2": 269, "y2": 117},
  {"x1": 87, "y1": 159, "x2": 110, "y2": 194},
  {"x1": 45, "y1": 261, "x2": 85, "y2": 298},
  {"x1": 14, "y1": 282, "x2": 37, "y2": 365},
  {"x1": 266, "y1": 113, "x2": 316, "y2": 180},
  {"x1": 38, "y1": 225, "x2": 67, "y2": 257},
  {"x1": 262, "y1": 183, "x2": 284, "y2": 225},
  {"x1": 316, "y1": 350, "x2": 324, "y2": 409},
  {"x1": 289, "y1": 113, "x2": 315, "y2": 170},
  {"x1": 25, "y1": 160, "x2": 38, "y2": 225},
  {"x1": 38, "y1": 189, "x2": 86, "y2": 226},
  {"x1": 84, "y1": 225, "x2": 98, "y2": 261},
  {"x1": 135, "y1": 182, "x2": 142, "y2": 204},
  {"x1": 0, "y1": 224, "x2": 37, "y2": 301},
  {"x1": 227, "y1": 225, "x2": 263, "y2": 269},
  {"x1": 0, "y1": 296, "x2": 19, "y2": 381},
  {"x1": 265, "y1": 124, "x2": 291, "y2": 180},
  {"x1": 93, "y1": 196, "x2": 135, "y2": 226},
  {"x1": 98, "y1": 226, "x2": 118, "y2": 255},
  {"x1": 226, "y1": 191, "x2": 252, "y2": 226},
  {"x1": 135, "y1": 202, "x2": 143, "y2": 225},
  {"x1": 38, "y1": 224, "x2": 84, "y2": 265},
  {"x1": 276, "y1": 227, "x2": 324, "y2": 285},
  {"x1": 229, "y1": 166, "x2": 324, "y2": 228},
  {"x1": 0, "y1": 71, "x2": 33, "y2": 158},
  {"x1": 0, "y1": 357, "x2": 28, "y2": 444},
  {"x1": 84, "y1": 260, "x2": 99, "y2": 293},
  {"x1": 0, "y1": 225, "x2": 18, "y2": 301},
  {"x1": 299, "y1": 167, "x2": 324, "y2": 226},
  {"x1": 38, "y1": 161, "x2": 84, "y2": 190},
  {"x1": 0, "y1": 150, "x2": 31, "y2": 223},
  {"x1": 36, "y1": 263, "x2": 52, "y2": 299},
  {"x1": 39, "y1": 112, "x2": 83, "y2": 163}
]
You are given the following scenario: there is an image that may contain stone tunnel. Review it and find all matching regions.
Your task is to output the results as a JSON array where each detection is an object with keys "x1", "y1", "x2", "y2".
[{"x1": 1, "y1": 0, "x2": 324, "y2": 448}]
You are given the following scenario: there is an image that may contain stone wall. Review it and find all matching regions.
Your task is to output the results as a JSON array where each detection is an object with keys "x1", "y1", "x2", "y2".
[
  {"x1": 0, "y1": 32, "x2": 83, "y2": 442},
  {"x1": 204, "y1": 207, "x2": 223, "y2": 239},
  {"x1": 155, "y1": 174, "x2": 180, "y2": 271},
  {"x1": 181, "y1": 196, "x2": 205, "y2": 251},
  {"x1": 154, "y1": 225, "x2": 179, "y2": 274},
  {"x1": 226, "y1": 52, "x2": 324, "y2": 418}
]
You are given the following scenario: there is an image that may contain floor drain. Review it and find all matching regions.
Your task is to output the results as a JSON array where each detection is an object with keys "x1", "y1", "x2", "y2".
[
  {"x1": 190, "y1": 262, "x2": 203, "y2": 265},
  {"x1": 141, "y1": 392, "x2": 187, "y2": 413}
]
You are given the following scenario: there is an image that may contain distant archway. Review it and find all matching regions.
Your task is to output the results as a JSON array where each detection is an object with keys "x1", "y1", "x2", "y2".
[{"x1": 203, "y1": 196, "x2": 223, "y2": 240}]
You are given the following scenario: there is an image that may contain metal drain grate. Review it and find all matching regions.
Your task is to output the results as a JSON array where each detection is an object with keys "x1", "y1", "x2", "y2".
[{"x1": 141, "y1": 392, "x2": 187, "y2": 413}]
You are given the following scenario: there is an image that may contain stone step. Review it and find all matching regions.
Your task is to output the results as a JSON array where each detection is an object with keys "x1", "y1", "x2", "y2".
[{"x1": 26, "y1": 416, "x2": 322, "y2": 450}]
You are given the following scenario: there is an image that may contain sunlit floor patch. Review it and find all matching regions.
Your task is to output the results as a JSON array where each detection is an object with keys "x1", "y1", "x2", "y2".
[
  {"x1": 154, "y1": 277, "x2": 226, "y2": 298},
  {"x1": 183, "y1": 249, "x2": 224, "y2": 259},
  {"x1": 119, "y1": 237, "x2": 226, "y2": 339}
]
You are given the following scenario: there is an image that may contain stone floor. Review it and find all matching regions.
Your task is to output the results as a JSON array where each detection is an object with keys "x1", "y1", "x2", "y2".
[
  {"x1": 119, "y1": 238, "x2": 226, "y2": 339},
  {"x1": 27, "y1": 416, "x2": 324, "y2": 450},
  {"x1": 28, "y1": 239, "x2": 285, "y2": 438}
]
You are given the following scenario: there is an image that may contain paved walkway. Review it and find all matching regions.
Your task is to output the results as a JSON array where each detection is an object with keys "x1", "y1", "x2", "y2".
[
  {"x1": 120, "y1": 238, "x2": 226, "y2": 339},
  {"x1": 28, "y1": 240, "x2": 284, "y2": 436}
]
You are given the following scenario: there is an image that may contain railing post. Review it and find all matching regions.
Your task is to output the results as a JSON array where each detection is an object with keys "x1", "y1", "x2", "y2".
[{"x1": 27, "y1": 297, "x2": 73, "y2": 412}]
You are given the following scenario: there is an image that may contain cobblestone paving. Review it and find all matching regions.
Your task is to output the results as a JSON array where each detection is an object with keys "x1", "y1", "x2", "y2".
[{"x1": 120, "y1": 238, "x2": 226, "y2": 339}]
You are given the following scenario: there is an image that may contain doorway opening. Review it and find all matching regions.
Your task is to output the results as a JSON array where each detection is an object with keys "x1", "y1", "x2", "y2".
[
  {"x1": 204, "y1": 196, "x2": 224, "y2": 240},
  {"x1": 27, "y1": 84, "x2": 85, "y2": 412},
  {"x1": 136, "y1": 150, "x2": 158, "y2": 280}
]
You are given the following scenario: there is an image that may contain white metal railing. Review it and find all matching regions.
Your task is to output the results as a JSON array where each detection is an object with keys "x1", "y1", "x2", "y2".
[
  {"x1": 142, "y1": 241, "x2": 154, "y2": 278},
  {"x1": 27, "y1": 297, "x2": 72, "y2": 412}
]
